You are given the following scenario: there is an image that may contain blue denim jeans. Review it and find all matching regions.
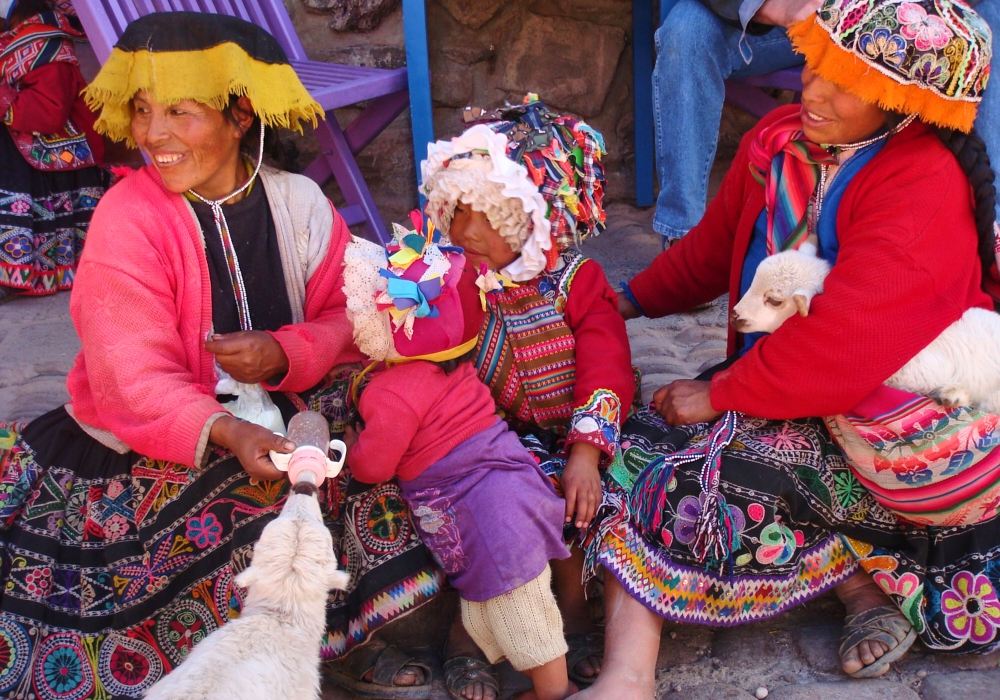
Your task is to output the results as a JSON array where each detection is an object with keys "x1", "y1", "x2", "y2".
[
  {"x1": 652, "y1": 0, "x2": 803, "y2": 239},
  {"x1": 974, "y1": 0, "x2": 1000, "y2": 223}
]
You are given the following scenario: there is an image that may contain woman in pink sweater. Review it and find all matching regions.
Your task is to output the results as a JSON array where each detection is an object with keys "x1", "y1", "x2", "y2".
[{"x1": 0, "y1": 14, "x2": 439, "y2": 698}]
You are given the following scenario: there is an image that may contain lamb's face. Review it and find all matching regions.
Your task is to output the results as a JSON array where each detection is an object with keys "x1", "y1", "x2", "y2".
[
  {"x1": 731, "y1": 249, "x2": 831, "y2": 335},
  {"x1": 235, "y1": 494, "x2": 349, "y2": 608},
  {"x1": 731, "y1": 286, "x2": 801, "y2": 334}
]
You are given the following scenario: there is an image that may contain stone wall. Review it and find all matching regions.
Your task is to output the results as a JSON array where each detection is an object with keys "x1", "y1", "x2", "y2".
[
  {"x1": 286, "y1": 0, "x2": 634, "y2": 227},
  {"x1": 283, "y1": 0, "x2": 763, "y2": 229}
]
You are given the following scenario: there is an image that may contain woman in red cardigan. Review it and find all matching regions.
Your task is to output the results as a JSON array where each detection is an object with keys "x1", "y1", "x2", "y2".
[
  {"x1": 572, "y1": 0, "x2": 999, "y2": 696},
  {"x1": 0, "y1": 14, "x2": 440, "y2": 698}
]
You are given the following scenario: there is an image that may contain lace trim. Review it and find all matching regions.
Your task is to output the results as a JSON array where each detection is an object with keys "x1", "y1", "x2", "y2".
[
  {"x1": 422, "y1": 124, "x2": 551, "y2": 281},
  {"x1": 342, "y1": 235, "x2": 396, "y2": 362}
]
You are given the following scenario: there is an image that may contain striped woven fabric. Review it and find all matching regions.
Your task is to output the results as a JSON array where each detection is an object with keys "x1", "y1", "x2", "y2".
[
  {"x1": 825, "y1": 385, "x2": 1000, "y2": 526},
  {"x1": 475, "y1": 283, "x2": 577, "y2": 431}
]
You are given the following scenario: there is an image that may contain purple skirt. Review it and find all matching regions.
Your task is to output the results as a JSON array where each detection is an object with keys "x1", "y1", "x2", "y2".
[{"x1": 400, "y1": 419, "x2": 570, "y2": 602}]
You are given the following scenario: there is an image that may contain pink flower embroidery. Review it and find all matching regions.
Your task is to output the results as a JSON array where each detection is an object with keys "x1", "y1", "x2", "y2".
[
  {"x1": 104, "y1": 513, "x2": 128, "y2": 541},
  {"x1": 873, "y1": 571, "x2": 921, "y2": 598},
  {"x1": 898, "y1": 3, "x2": 953, "y2": 51},
  {"x1": 24, "y1": 567, "x2": 52, "y2": 597},
  {"x1": 185, "y1": 513, "x2": 223, "y2": 549},
  {"x1": 9, "y1": 199, "x2": 29, "y2": 214},
  {"x1": 941, "y1": 571, "x2": 1000, "y2": 644},
  {"x1": 758, "y1": 423, "x2": 812, "y2": 451}
]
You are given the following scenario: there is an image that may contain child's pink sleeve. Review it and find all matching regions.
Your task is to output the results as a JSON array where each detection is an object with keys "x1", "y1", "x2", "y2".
[
  {"x1": 562, "y1": 260, "x2": 635, "y2": 464},
  {"x1": 347, "y1": 384, "x2": 421, "y2": 484}
]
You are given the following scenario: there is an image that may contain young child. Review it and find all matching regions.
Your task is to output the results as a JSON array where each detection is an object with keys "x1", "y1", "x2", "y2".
[
  {"x1": 420, "y1": 97, "x2": 635, "y2": 695},
  {"x1": 341, "y1": 223, "x2": 577, "y2": 700},
  {"x1": 0, "y1": 0, "x2": 108, "y2": 299}
]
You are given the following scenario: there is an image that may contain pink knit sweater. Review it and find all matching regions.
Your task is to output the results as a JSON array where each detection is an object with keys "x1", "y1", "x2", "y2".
[{"x1": 66, "y1": 166, "x2": 362, "y2": 467}]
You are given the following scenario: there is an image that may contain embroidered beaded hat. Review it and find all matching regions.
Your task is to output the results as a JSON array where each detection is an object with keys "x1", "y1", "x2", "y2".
[
  {"x1": 789, "y1": 0, "x2": 991, "y2": 133},
  {"x1": 421, "y1": 96, "x2": 607, "y2": 282},
  {"x1": 83, "y1": 12, "x2": 323, "y2": 145},
  {"x1": 343, "y1": 215, "x2": 483, "y2": 364}
]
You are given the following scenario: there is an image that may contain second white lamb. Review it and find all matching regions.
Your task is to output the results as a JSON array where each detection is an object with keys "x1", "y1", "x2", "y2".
[{"x1": 730, "y1": 242, "x2": 1000, "y2": 414}]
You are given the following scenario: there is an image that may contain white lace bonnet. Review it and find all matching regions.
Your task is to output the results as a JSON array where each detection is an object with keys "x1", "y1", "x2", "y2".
[{"x1": 420, "y1": 124, "x2": 552, "y2": 282}]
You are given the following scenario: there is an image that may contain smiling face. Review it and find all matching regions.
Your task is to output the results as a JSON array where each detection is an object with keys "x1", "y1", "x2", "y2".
[
  {"x1": 130, "y1": 91, "x2": 254, "y2": 199},
  {"x1": 447, "y1": 203, "x2": 520, "y2": 271},
  {"x1": 800, "y1": 66, "x2": 888, "y2": 145}
]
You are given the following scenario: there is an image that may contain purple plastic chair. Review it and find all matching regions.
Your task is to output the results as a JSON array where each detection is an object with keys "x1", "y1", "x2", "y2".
[{"x1": 72, "y1": 0, "x2": 407, "y2": 243}]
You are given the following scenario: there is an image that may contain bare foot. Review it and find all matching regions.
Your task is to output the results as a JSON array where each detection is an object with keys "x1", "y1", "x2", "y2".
[
  {"x1": 565, "y1": 667, "x2": 652, "y2": 700},
  {"x1": 836, "y1": 572, "x2": 895, "y2": 676},
  {"x1": 515, "y1": 682, "x2": 578, "y2": 700}
]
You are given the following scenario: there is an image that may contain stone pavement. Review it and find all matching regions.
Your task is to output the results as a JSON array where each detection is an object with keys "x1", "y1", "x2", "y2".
[{"x1": 2, "y1": 204, "x2": 998, "y2": 699}]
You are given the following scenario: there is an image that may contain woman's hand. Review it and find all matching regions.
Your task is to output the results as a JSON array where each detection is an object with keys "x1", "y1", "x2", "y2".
[
  {"x1": 324, "y1": 362, "x2": 365, "y2": 385},
  {"x1": 205, "y1": 331, "x2": 290, "y2": 384},
  {"x1": 210, "y1": 415, "x2": 293, "y2": 481},
  {"x1": 653, "y1": 380, "x2": 724, "y2": 426},
  {"x1": 562, "y1": 442, "x2": 603, "y2": 529},
  {"x1": 616, "y1": 290, "x2": 642, "y2": 321}
]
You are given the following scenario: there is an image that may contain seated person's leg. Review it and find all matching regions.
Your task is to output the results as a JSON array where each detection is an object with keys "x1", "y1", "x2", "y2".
[
  {"x1": 972, "y1": 0, "x2": 999, "y2": 224},
  {"x1": 653, "y1": 1, "x2": 803, "y2": 244}
]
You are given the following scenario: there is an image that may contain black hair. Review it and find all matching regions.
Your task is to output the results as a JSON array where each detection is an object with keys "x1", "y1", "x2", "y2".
[
  {"x1": 223, "y1": 94, "x2": 300, "y2": 172},
  {"x1": 935, "y1": 127, "x2": 997, "y2": 279},
  {"x1": 8, "y1": 0, "x2": 52, "y2": 26},
  {"x1": 432, "y1": 348, "x2": 476, "y2": 375}
]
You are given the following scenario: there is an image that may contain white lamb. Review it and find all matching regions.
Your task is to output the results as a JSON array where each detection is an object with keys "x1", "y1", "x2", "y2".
[
  {"x1": 731, "y1": 242, "x2": 1000, "y2": 414},
  {"x1": 144, "y1": 484, "x2": 349, "y2": 700}
]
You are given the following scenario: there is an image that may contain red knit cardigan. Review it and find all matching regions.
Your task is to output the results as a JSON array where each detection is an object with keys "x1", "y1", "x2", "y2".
[
  {"x1": 66, "y1": 167, "x2": 362, "y2": 466},
  {"x1": 628, "y1": 105, "x2": 993, "y2": 419},
  {"x1": 0, "y1": 62, "x2": 104, "y2": 164}
]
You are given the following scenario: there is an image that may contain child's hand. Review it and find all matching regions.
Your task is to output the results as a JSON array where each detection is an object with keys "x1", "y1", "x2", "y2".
[
  {"x1": 343, "y1": 424, "x2": 359, "y2": 452},
  {"x1": 562, "y1": 442, "x2": 603, "y2": 529}
]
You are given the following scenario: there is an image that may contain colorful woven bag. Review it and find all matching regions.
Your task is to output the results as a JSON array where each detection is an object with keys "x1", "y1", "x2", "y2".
[{"x1": 825, "y1": 385, "x2": 1000, "y2": 527}]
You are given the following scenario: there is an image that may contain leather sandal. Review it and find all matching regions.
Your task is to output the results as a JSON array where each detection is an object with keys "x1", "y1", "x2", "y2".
[
  {"x1": 839, "y1": 605, "x2": 917, "y2": 679},
  {"x1": 566, "y1": 631, "x2": 604, "y2": 688},
  {"x1": 443, "y1": 654, "x2": 500, "y2": 700},
  {"x1": 324, "y1": 640, "x2": 435, "y2": 699}
]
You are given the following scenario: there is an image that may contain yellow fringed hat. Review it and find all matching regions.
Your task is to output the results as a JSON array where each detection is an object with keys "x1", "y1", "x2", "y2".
[
  {"x1": 84, "y1": 12, "x2": 323, "y2": 144},
  {"x1": 789, "y1": 0, "x2": 992, "y2": 133}
]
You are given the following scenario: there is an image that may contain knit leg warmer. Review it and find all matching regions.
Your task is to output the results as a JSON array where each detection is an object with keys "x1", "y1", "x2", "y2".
[{"x1": 460, "y1": 565, "x2": 568, "y2": 671}]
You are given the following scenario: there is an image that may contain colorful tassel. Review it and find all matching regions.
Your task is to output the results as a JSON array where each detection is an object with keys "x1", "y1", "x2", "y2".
[{"x1": 629, "y1": 411, "x2": 742, "y2": 566}]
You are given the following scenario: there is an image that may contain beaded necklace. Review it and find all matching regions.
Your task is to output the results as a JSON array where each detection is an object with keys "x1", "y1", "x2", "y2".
[
  {"x1": 187, "y1": 120, "x2": 266, "y2": 332},
  {"x1": 810, "y1": 114, "x2": 917, "y2": 234}
]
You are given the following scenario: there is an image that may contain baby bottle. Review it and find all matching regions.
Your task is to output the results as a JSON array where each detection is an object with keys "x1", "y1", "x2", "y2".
[{"x1": 269, "y1": 411, "x2": 347, "y2": 486}]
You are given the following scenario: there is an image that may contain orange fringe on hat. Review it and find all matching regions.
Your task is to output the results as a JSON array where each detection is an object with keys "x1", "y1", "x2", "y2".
[{"x1": 788, "y1": 17, "x2": 979, "y2": 133}]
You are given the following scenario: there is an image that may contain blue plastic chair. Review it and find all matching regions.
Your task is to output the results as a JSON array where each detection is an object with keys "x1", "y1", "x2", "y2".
[{"x1": 402, "y1": 0, "x2": 432, "y2": 204}]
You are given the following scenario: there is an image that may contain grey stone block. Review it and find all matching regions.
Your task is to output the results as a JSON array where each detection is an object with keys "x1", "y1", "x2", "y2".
[
  {"x1": 661, "y1": 683, "x2": 756, "y2": 699},
  {"x1": 919, "y1": 669, "x2": 1000, "y2": 700},
  {"x1": 768, "y1": 680, "x2": 919, "y2": 700}
]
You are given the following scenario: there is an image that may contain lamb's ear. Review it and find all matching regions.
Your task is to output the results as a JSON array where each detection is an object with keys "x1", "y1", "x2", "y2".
[
  {"x1": 234, "y1": 566, "x2": 258, "y2": 591},
  {"x1": 792, "y1": 290, "x2": 812, "y2": 317},
  {"x1": 799, "y1": 238, "x2": 819, "y2": 257}
]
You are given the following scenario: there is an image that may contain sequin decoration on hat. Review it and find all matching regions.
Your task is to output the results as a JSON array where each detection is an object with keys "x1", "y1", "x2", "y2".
[
  {"x1": 789, "y1": 0, "x2": 991, "y2": 133},
  {"x1": 421, "y1": 95, "x2": 607, "y2": 280},
  {"x1": 343, "y1": 211, "x2": 481, "y2": 364}
]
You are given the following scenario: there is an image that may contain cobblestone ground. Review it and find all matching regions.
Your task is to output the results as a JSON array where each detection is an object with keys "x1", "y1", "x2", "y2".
[{"x1": 2, "y1": 203, "x2": 998, "y2": 699}]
